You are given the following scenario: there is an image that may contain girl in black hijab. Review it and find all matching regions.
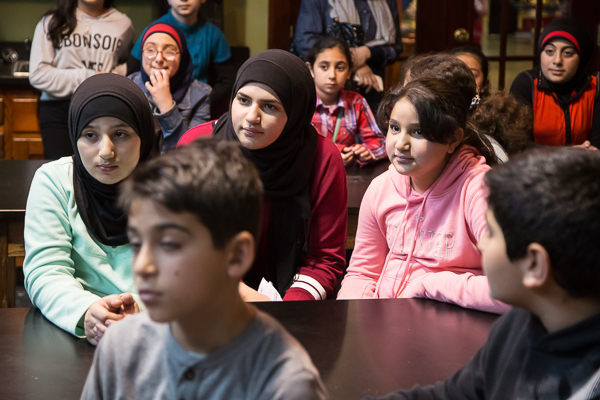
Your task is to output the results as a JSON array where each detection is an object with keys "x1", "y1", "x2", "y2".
[
  {"x1": 510, "y1": 18, "x2": 599, "y2": 147},
  {"x1": 23, "y1": 73, "x2": 161, "y2": 345},
  {"x1": 178, "y1": 49, "x2": 348, "y2": 301}
]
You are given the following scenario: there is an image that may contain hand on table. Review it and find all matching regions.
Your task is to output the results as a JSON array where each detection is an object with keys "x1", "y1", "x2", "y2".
[
  {"x1": 144, "y1": 69, "x2": 174, "y2": 114},
  {"x1": 341, "y1": 146, "x2": 356, "y2": 165},
  {"x1": 573, "y1": 141, "x2": 598, "y2": 151},
  {"x1": 342, "y1": 144, "x2": 373, "y2": 165},
  {"x1": 84, "y1": 293, "x2": 139, "y2": 346},
  {"x1": 354, "y1": 65, "x2": 382, "y2": 93},
  {"x1": 351, "y1": 144, "x2": 373, "y2": 163},
  {"x1": 238, "y1": 282, "x2": 271, "y2": 302}
]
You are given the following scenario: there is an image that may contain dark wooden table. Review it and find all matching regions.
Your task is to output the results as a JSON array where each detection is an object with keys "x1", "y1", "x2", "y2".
[
  {"x1": 0, "y1": 160, "x2": 48, "y2": 307},
  {"x1": 0, "y1": 299, "x2": 498, "y2": 400},
  {"x1": 345, "y1": 160, "x2": 390, "y2": 248},
  {"x1": 345, "y1": 160, "x2": 390, "y2": 212}
]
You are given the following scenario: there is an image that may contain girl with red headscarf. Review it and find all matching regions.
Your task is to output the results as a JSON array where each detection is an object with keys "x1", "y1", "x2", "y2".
[
  {"x1": 128, "y1": 22, "x2": 211, "y2": 151},
  {"x1": 510, "y1": 18, "x2": 599, "y2": 148}
]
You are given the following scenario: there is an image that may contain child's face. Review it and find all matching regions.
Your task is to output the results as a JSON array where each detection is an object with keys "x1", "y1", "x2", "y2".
[
  {"x1": 142, "y1": 33, "x2": 181, "y2": 79},
  {"x1": 128, "y1": 198, "x2": 231, "y2": 323},
  {"x1": 540, "y1": 39, "x2": 580, "y2": 84},
  {"x1": 456, "y1": 53, "x2": 487, "y2": 94},
  {"x1": 386, "y1": 99, "x2": 459, "y2": 193},
  {"x1": 309, "y1": 47, "x2": 350, "y2": 100},
  {"x1": 168, "y1": 0, "x2": 206, "y2": 20},
  {"x1": 77, "y1": 116, "x2": 141, "y2": 185},
  {"x1": 231, "y1": 82, "x2": 288, "y2": 150},
  {"x1": 477, "y1": 209, "x2": 524, "y2": 305}
]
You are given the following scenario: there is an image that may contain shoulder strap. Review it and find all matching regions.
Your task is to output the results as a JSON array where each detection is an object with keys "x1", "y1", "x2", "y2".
[{"x1": 332, "y1": 107, "x2": 345, "y2": 143}]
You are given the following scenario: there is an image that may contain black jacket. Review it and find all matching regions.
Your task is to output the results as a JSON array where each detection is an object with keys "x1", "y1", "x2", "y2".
[{"x1": 368, "y1": 307, "x2": 600, "y2": 400}]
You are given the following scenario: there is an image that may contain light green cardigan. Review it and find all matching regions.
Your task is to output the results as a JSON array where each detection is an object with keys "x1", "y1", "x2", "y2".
[{"x1": 23, "y1": 157, "x2": 142, "y2": 337}]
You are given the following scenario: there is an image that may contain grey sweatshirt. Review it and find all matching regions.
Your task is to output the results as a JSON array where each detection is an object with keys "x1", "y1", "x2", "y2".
[
  {"x1": 81, "y1": 309, "x2": 328, "y2": 400},
  {"x1": 29, "y1": 8, "x2": 134, "y2": 101}
]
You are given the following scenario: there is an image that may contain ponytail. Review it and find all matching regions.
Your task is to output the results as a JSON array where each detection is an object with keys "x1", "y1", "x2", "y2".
[{"x1": 462, "y1": 125, "x2": 498, "y2": 166}]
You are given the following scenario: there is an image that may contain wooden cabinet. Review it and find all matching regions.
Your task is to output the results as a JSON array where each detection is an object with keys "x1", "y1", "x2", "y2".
[{"x1": 1, "y1": 89, "x2": 44, "y2": 160}]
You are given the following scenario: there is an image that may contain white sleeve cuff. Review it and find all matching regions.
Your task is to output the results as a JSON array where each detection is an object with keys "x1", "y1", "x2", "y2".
[{"x1": 290, "y1": 274, "x2": 327, "y2": 300}]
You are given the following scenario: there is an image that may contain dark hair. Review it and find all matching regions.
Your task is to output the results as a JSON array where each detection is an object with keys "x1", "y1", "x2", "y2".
[
  {"x1": 402, "y1": 53, "x2": 477, "y2": 108},
  {"x1": 468, "y1": 91, "x2": 532, "y2": 156},
  {"x1": 306, "y1": 35, "x2": 354, "y2": 71},
  {"x1": 119, "y1": 138, "x2": 263, "y2": 248},
  {"x1": 485, "y1": 148, "x2": 600, "y2": 298},
  {"x1": 400, "y1": 53, "x2": 428, "y2": 85},
  {"x1": 378, "y1": 77, "x2": 497, "y2": 165},
  {"x1": 45, "y1": 0, "x2": 114, "y2": 49},
  {"x1": 449, "y1": 46, "x2": 491, "y2": 96}
]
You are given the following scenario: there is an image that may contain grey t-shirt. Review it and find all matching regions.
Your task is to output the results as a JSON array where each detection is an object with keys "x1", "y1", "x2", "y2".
[{"x1": 81, "y1": 308, "x2": 328, "y2": 400}]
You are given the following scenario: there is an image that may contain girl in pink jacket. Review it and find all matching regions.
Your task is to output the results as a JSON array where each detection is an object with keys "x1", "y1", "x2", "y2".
[{"x1": 338, "y1": 77, "x2": 509, "y2": 314}]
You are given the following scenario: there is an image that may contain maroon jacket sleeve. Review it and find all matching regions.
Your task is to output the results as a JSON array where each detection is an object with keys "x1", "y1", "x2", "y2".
[
  {"x1": 177, "y1": 120, "x2": 216, "y2": 147},
  {"x1": 284, "y1": 135, "x2": 348, "y2": 300},
  {"x1": 179, "y1": 126, "x2": 347, "y2": 300}
]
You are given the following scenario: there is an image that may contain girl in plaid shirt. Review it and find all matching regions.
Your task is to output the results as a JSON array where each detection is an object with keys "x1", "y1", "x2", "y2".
[{"x1": 307, "y1": 36, "x2": 386, "y2": 166}]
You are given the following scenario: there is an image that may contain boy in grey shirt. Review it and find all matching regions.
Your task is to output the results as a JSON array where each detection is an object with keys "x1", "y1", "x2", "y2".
[{"x1": 81, "y1": 139, "x2": 327, "y2": 400}]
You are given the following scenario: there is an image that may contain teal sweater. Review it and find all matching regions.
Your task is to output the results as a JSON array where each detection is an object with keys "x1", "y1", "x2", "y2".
[{"x1": 23, "y1": 158, "x2": 142, "y2": 337}]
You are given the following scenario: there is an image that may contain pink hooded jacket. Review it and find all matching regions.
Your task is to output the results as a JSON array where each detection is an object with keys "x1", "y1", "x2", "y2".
[{"x1": 338, "y1": 146, "x2": 509, "y2": 314}]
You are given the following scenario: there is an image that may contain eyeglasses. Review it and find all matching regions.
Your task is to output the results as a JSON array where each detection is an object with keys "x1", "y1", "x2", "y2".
[{"x1": 142, "y1": 48, "x2": 180, "y2": 61}]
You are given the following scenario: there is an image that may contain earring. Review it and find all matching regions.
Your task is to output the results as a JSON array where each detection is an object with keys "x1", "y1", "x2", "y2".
[{"x1": 469, "y1": 93, "x2": 480, "y2": 111}]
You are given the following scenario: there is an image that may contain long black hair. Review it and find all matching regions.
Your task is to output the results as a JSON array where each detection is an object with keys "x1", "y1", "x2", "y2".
[{"x1": 44, "y1": 0, "x2": 114, "y2": 49}]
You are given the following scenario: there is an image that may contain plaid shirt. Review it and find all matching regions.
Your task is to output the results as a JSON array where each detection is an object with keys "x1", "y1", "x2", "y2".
[{"x1": 311, "y1": 89, "x2": 387, "y2": 162}]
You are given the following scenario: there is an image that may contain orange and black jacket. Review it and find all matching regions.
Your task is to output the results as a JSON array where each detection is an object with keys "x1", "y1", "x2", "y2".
[{"x1": 510, "y1": 69, "x2": 600, "y2": 147}]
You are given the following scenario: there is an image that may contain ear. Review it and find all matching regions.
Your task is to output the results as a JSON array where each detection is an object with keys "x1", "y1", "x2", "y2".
[
  {"x1": 520, "y1": 243, "x2": 551, "y2": 289},
  {"x1": 306, "y1": 62, "x2": 315, "y2": 78},
  {"x1": 225, "y1": 231, "x2": 255, "y2": 280},
  {"x1": 481, "y1": 79, "x2": 490, "y2": 95},
  {"x1": 448, "y1": 127, "x2": 464, "y2": 154}
]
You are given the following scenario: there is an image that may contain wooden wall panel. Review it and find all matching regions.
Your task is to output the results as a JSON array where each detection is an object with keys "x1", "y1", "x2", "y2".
[
  {"x1": 2, "y1": 90, "x2": 43, "y2": 160},
  {"x1": 12, "y1": 96, "x2": 39, "y2": 133}
]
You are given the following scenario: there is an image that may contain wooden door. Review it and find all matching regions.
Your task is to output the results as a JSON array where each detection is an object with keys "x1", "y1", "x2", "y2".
[
  {"x1": 268, "y1": 0, "x2": 302, "y2": 52},
  {"x1": 415, "y1": 0, "x2": 475, "y2": 53}
]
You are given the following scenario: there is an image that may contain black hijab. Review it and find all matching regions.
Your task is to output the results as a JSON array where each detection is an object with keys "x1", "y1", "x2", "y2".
[
  {"x1": 140, "y1": 22, "x2": 193, "y2": 104},
  {"x1": 213, "y1": 49, "x2": 318, "y2": 198},
  {"x1": 537, "y1": 18, "x2": 595, "y2": 100},
  {"x1": 69, "y1": 74, "x2": 162, "y2": 246},
  {"x1": 213, "y1": 49, "x2": 319, "y2": 294}
]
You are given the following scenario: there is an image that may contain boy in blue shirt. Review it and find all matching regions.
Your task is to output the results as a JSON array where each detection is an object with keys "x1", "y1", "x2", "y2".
[
  {"x1": 81, "y1": 139, "x2": 327, "y2": 400},
  {"x1": 369, "y1": 148, "x2": 600, "y2": 400},
  {"x1": 131, "y1": 0, "x2": 233, "y2": 108}
]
